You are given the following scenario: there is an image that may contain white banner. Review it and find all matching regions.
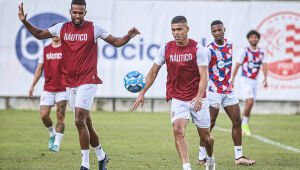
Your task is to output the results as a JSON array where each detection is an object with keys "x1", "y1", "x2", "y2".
[{"x1": 1, "y1": 0, "x2": 300, "y2": 101}]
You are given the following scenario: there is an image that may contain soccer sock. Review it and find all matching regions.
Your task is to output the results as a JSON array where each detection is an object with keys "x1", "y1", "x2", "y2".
[
  {"x1": 234, "y1": 146, "x2": 243, "y2": 159},
  {"x1": 81, "y1": 149, "x2": 90, "y2": 169},
  {"x1": 198, "y1": 146, "x2": 207, "y2": 160},
  {"x1": 53, "y1": 133, "x2": 63, "y2": 146},
  {"x1": 93, "y1": 144, "x2": 105, "y2": 161},
  {"x1": 47, "y1": 126, "x2": 56, "y2": 137},
  {"x1": 207, "y1": 156, "x2": 215, "y2": 163},
  {"x1": 182, "y1": 163, "x2": 191, "y2": 170},
  {"x1": 242, "y1": 116, "x2": 249, "y2": 125}
]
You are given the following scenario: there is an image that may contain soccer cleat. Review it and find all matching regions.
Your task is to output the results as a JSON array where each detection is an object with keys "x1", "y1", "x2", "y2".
[
  {"x1": 48, "y1": 136, "x2": 55, "y2": 150},
  {"x1": 98, "y1": 154, "x2": 109, "y2": 170},
  {"x1": 206, "y1": 157, "x2": 215, "y2": 170},
  {"x1": 80, "y1": 166, "x2": 90, "y2": 170},
  {"x1": 50, "y1": 145, "x2": 59, "y2": 152},
  {"x1": 242, "y1": 124, "x2": 251, "y2": 136},
  {"x1": 197, "y1": 158, "x2": 206, "y2": 165},
  {"x1": 234, "y1": 156, "x2": 256, "y2": 166}
]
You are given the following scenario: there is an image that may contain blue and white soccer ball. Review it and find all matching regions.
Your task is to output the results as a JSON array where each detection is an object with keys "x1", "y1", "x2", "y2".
[{"x1": 124, "y1": 71, "x2": 146, "y2": 93}]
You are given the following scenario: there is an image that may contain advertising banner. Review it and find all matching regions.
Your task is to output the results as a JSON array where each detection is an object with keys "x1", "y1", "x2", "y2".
[{"x1": 1, "y1": 0, "x2": 299, "y2": 101}]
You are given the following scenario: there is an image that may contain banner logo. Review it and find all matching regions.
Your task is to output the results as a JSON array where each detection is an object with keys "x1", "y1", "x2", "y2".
[
  {"x1": 257, "y1": 11, "x2": 300, "y2": 80},
  {"x1": 15, "y1": 13, "x2": 68, "y2": 74}
]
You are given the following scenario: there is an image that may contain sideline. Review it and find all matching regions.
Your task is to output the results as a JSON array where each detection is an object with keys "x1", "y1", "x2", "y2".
[{"x1": 214, "y1": 126, "x2": 300, "y2": 153}]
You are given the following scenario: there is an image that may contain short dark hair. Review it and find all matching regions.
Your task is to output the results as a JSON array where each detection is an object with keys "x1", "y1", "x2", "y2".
[
  {"x1": 247, "y1": 30, "x2": 260, "y2": 40},
  {"x1": 71, "y1": 0, "x2": 86, "y2": 8},
  {"x1": 211, "y1": 20, "x2": 223, "y2": 28},
  {"x1": 171, "y1": 16, "x2": 187, "y2": 25}
]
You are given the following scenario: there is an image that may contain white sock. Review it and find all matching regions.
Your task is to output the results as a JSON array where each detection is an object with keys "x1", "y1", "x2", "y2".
[
  {"x1": 81, "y1": 149, "x2": 90, "y2": 169},
  {"x1": 234, "y1": 146, "x2": 243, "y2": 159},
  {"x1": 207, "y1": 156, "x2": 215, "y2": 163},
  {"x1": 93, "y1": 145, "x2": 105, "y2": 161},
  {"x1": 53, "y1": 133, "x2": 63, "y2": 146},
  {"x1": 198, "y1": 146, "x2": 207, "y2": 160},
  {"x1": 47, "y1": 126, "x2": 56, "y2": 137},
  {"x1": 242, "y1": 116, "x2": 249, "y2": 125},
  {"x1": 182, "y1": 163, "x2": 191, "y2": 170}
]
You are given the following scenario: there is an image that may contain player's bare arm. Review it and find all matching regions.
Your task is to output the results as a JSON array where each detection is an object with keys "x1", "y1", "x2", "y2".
[
  {"x1": 232, "y1": 62, "x2": 241, "y2": 88},
  {"x1": 104, "y1": 27, "x2": 140, "y2": 47},
  {"x1": 29, "y1": 63, "x2": 44, "y2": 98},
  {"x1": 191, "y1": 66, "x2": 208, "y2": 112},
  {"x1": 131, "y1": 64, "x2": 161, "y2": 111},
  {"x1": 262, "y1": 63, "x2": 268, "y2": 87},
  {"x1": 18, "y1": 2, "x2": 52, "y2": 40}
]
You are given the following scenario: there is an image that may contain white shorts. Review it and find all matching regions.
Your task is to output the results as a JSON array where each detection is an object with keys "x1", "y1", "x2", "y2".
[
  {"x1": 67, "y1": 84, "x2": 97, "y2": 112},
  {"x1": 208, "y1": 91, "x2": 239, "y2": 109},
  {"x1": 239, "y1": 76, "x2": 258, "y2": 100},
  {"x1": 40, "y1": 91, "x2": 68, "y2": 106},
  {"x1": 170, "y1": 98, "x2": 210, "y2": 128}
]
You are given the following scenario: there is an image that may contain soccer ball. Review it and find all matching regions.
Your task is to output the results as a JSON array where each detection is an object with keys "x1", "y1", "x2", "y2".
[{"x1": 124, "y1": 71, "x2": 146, "y2": 93}]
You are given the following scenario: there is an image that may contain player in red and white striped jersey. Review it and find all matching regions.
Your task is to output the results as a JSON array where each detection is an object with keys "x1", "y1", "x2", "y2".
[
  {"x1": 232, "y1": 30, "x2": 268, "y2": 136},
  {"x1": 198, "y1": 20, "x2": 256, "y2": 166}
]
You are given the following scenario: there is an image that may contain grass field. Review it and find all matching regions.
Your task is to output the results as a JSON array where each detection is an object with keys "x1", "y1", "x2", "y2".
[{"x1": 0, "y1": 110, "x2": 299, "y2": 170}]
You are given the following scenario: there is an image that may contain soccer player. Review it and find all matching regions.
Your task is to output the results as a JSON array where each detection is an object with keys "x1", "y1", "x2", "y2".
[
  {"x1": 18, "y1": 0, "x2": 140, "y2": 169},
  {"x1": 132, "y1": 16, "x2": 215, "y2": 170},
  {"x1": 29, "y1": 33, "x2": 67, "y2": 152},
  {"x1": 232, "y1": 30, "x2": 268, "y2": 136},
  {"x1": 197, "y1": 20, "x2": 256, "y2": 166}
]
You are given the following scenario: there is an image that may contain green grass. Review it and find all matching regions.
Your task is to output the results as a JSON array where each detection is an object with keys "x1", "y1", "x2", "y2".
[{"x1": 0, "y1": 110, "x2": 299, "y2": 170}]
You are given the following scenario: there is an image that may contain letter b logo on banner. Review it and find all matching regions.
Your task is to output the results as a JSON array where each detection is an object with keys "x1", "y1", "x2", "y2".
[{"x1": 15, "y1": 13, "x2": 68, "y2": 74}]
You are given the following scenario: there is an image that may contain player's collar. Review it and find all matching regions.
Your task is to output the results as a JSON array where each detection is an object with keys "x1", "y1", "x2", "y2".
[
  {"x1": 52, "y1": 44, "x2": 61, "y2": 48},
  {"x1": 213, "y1": 41, "x2": 226, "y2": 48},
  {"x1": 248, "y1": 46, "x2": 259, "y2": 52}
]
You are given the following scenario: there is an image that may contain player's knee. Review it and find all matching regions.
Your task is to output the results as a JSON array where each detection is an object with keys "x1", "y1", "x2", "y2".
[
  {"x1": 75, "y1": 109, "x2": 87, "y2": 127},
  {"x1": 56, "y1": 108, "x2": 65, "y2": 117},
  {"x1": 86, "y1": 119, "x2": 93, "y2": 128},
  {"x1": 201, "y1": 136, "x2": 211, "y2": 145},
  {"x1": 40, "y1": 112, "x2": 49, "y2": 121},
  {"x1": 57, "y1": 111, "x2": 65, "y2": 120},
  {"x1": 75, "y1": 118, "x2": 86, "y2": 128},
  {"x1": 233, "y1": 118, "x2": 242, "y2": 128},
  {"x1": 57, "y1": 115, "x2": 65, "y2": 124},
  {"x1": 173, "y1": 126, "x2": 185, "y2": 138}
]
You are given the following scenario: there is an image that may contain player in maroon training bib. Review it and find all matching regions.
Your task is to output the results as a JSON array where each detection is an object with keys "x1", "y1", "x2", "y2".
[
  {"x1": 18, "y1": 0, "x2": 140, "y2": 169},
  {"x1": 232, "y1": 30, "x2": 268, "y2": 136},
  {"x1": 28, "y1": 33, "x2": 67, "y2": 152},
  {"x1": 54, "y1": 20, "x2": 102, "y2": 87},
  {"x1": 132, "y1": 16, "x2": 215, "y2": 170}
]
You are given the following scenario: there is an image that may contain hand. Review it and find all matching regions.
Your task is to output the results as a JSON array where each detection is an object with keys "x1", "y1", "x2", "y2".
[
  {"x1": 131, "y1": 93, "x2": 145, "y2": 111},
  {"x1": 127, "y1": 27, "x2": 140, "y2": 39},
  {"x1": 191, "y1": 96, "x2": 202, "y2": 112},
  {"x1": 262, "y1": 79, "x2": 268, "y2": 88},
  {"x1": 18, "y1": 2, "x2": 27, "y2": 23},
  {"x1": 29, "y1": 86, "x2": 34, "y2": 98}
]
